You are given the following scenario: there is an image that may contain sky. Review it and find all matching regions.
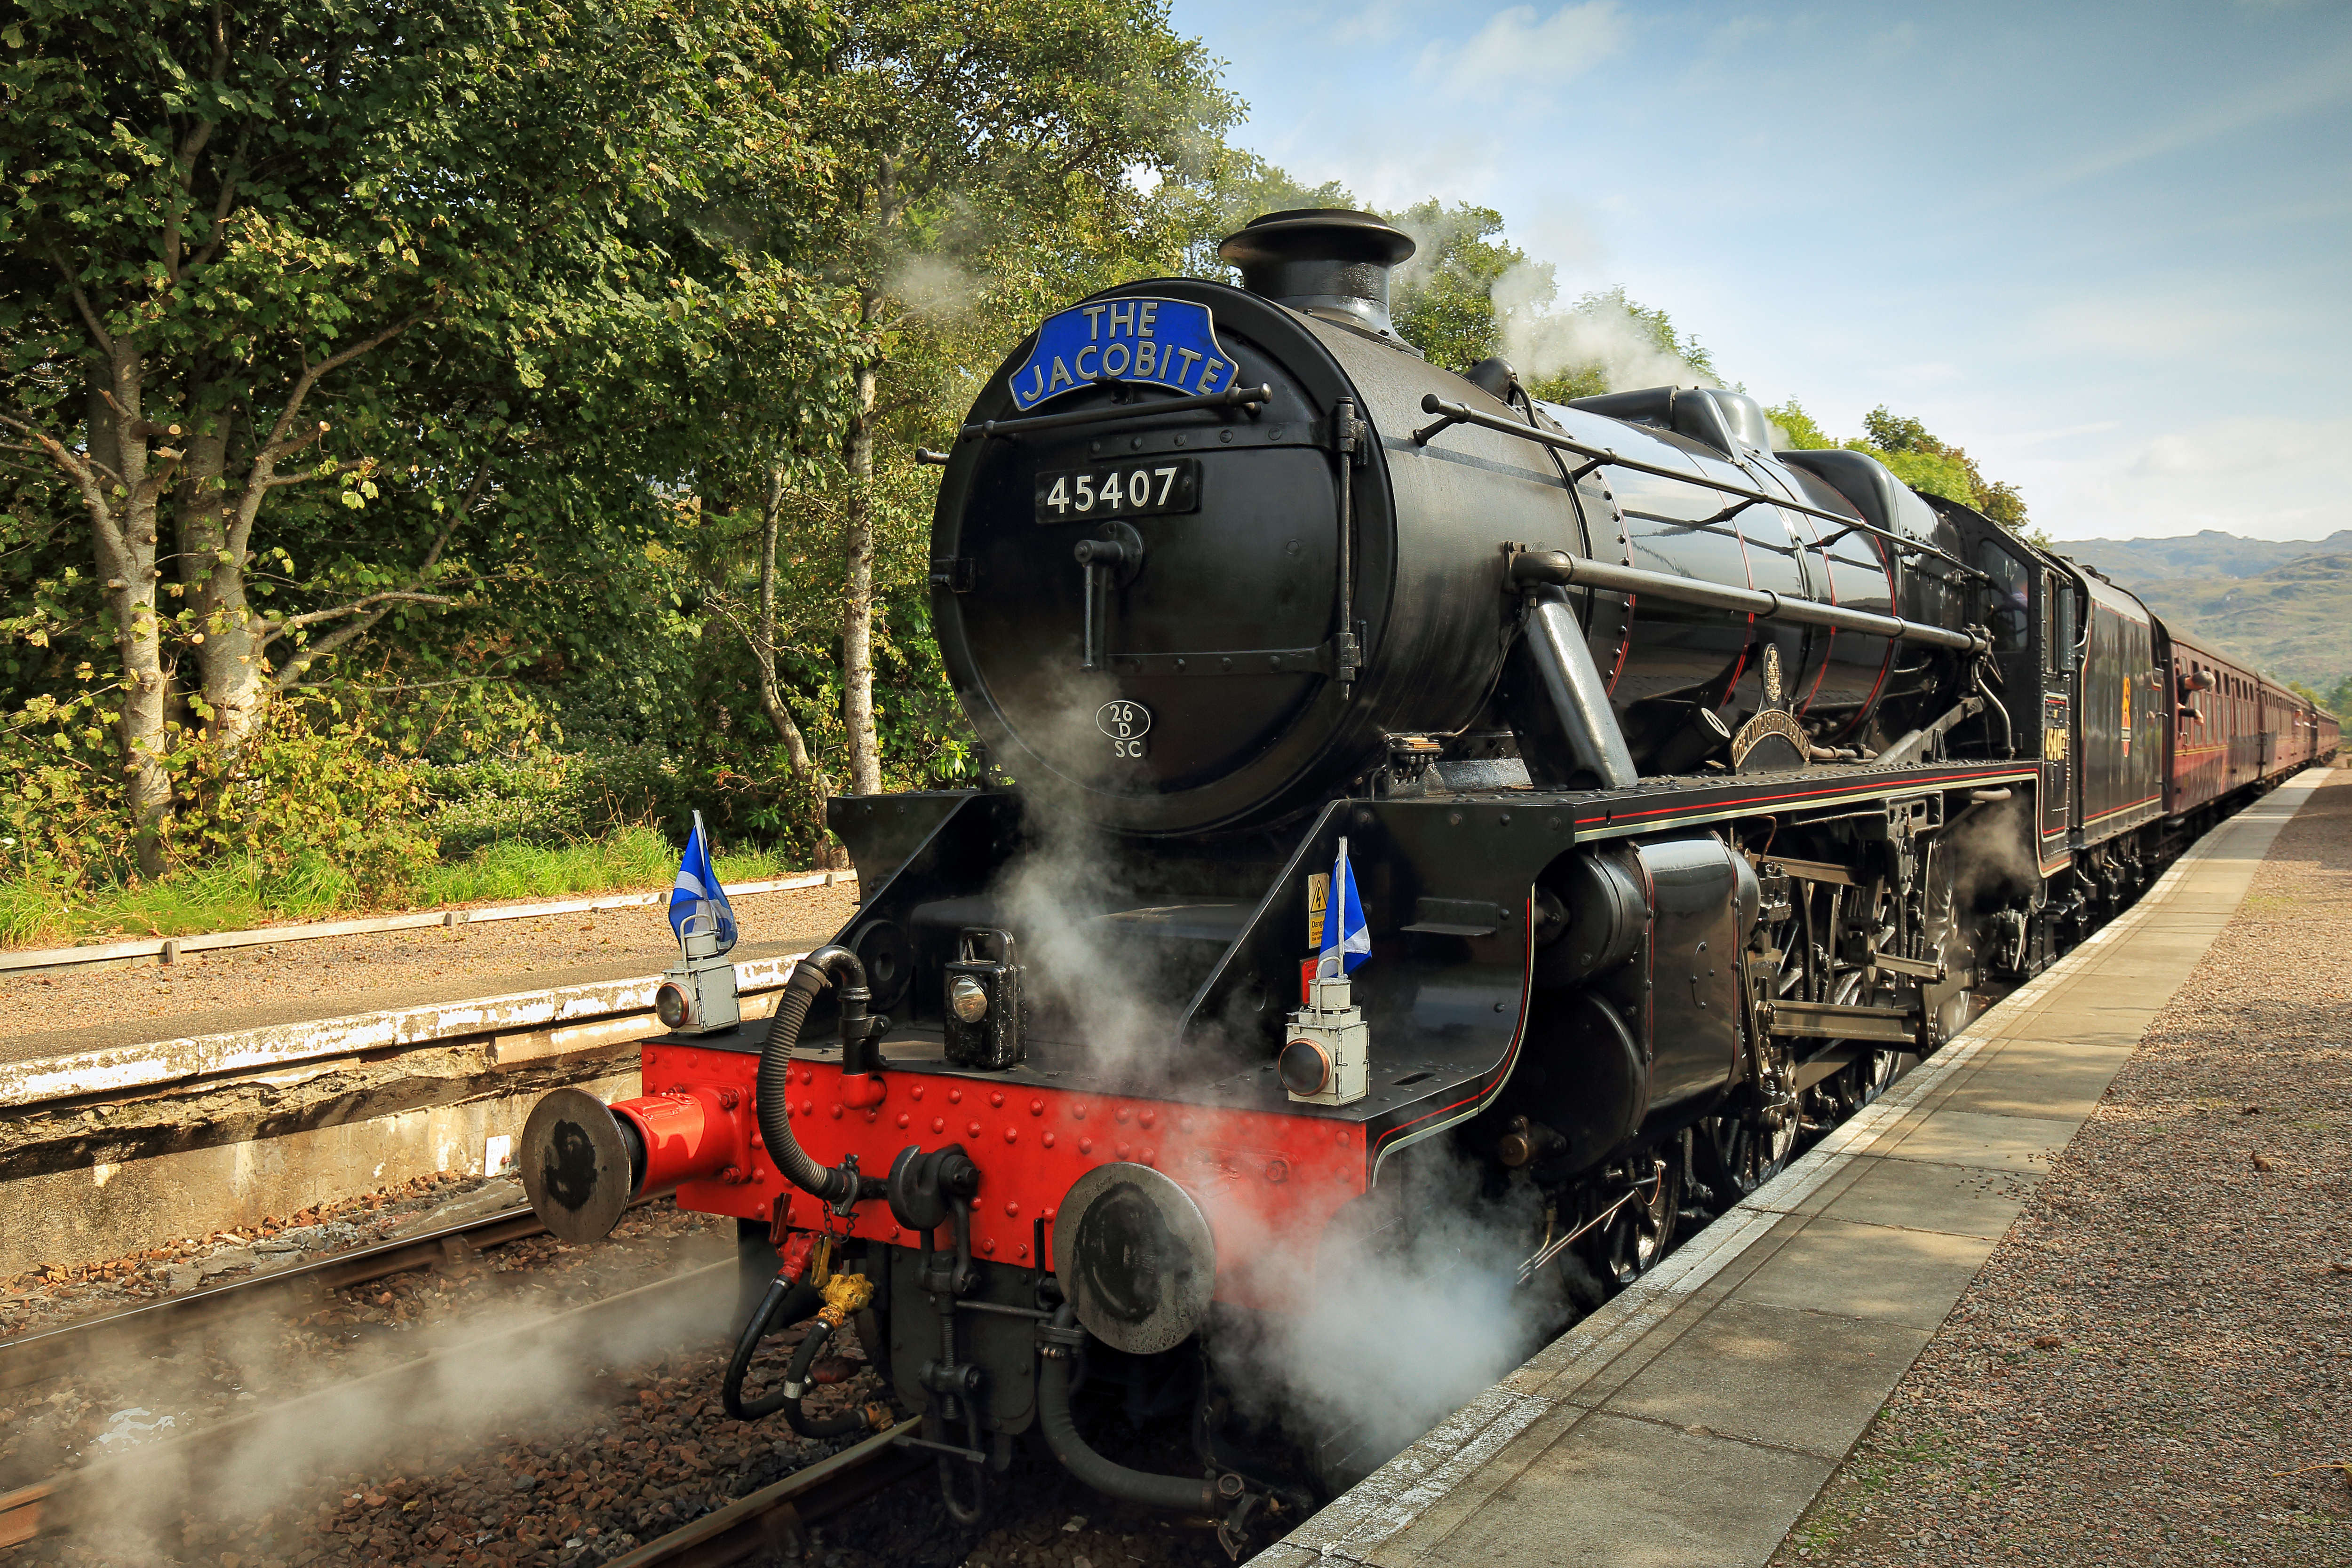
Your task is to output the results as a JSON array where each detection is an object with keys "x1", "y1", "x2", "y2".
[{"x1": 1166, "y1": 0, "x2": 2352, "y2": 543}]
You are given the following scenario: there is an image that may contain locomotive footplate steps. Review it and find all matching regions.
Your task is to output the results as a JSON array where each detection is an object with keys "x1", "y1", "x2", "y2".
[{"x1": 1245, "y1": 768, "x2": 2329, "y2": 1568}]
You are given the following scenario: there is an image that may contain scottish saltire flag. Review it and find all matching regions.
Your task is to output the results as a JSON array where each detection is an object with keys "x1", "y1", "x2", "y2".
[
  {"x1": 667, "y1": 810, "x2": 737, "y2": 952},
  {"x1": 1317, "y1": 836, "x2": 1370, "y2": 977}
]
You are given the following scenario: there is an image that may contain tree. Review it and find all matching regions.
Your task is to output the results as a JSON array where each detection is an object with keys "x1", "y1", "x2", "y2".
[
  {"x1": 1764, "y1": 400, "x2": 2039, "y2": 541},
  {"x1": 1385, "y1": 199, "x2": 1523, "y2": 372},
  {"x1": 1, "y1": 0, "x2": 834, "y2": 871},
  {"x1": 795, "y1": 0, "x2": 1238, "y2": 797},
  {"x1": 1855, "y1": 405, "x2": 2034, "y2": 535},
  {"x1": 1175, "y1": 150, "x2": 1353, "y2": 278},
  {"x1": 1764, "y1": 398, "x2": 1836, "y2": 450}
]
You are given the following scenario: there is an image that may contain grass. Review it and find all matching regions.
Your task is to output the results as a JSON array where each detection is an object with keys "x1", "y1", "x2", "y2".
[{"x1": 1, "y1": 826, "x2": 812, "y2": 950}]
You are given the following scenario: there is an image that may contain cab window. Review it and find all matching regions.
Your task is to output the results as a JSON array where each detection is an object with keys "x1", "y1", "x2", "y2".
[{"x1": 1977, "y1": 542, "x2": 2029, "y2": 651}]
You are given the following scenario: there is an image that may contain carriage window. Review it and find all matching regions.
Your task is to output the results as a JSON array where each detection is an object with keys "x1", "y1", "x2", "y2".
[{"x1": 1978, "y1": 543, "x2": 2029, "y2": 651}]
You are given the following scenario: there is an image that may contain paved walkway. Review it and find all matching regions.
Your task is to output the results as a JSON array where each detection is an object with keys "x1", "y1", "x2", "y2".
[{"x1": 1253, "y1": 770, "x2": 2331, "y2": 1568}]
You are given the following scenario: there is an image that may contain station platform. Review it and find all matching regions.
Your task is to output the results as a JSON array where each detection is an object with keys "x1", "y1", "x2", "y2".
[
  {"x1": 0, "y1": 884, "x2": 852, "y2": 1281},
  {"x1": 1251, "y1": 768, "x2": 2333, "y2": 1568}
]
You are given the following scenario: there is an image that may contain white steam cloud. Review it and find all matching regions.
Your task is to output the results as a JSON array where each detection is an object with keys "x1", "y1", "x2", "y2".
[
  {"x1": 983, "y1": 659, "x2": 1224, "y2": 1089},
  {"x1": 47, "y1": 1246, "x2": 742, "y2": 1562},
  {"x1": 888, "y1": 253, "x2": 984, "y2": 324},
  {"x1": 1492, "y1": 259, "x2": 1720, "y2": 394},
  {"x1": 1207, "y1": 1144, "x2": 1561, "y2": 1481}
]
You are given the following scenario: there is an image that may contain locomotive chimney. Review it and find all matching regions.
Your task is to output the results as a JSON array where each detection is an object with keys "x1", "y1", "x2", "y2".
[{"x1": 1218, "y1": 208, "x2": 1417, "y2": 340}]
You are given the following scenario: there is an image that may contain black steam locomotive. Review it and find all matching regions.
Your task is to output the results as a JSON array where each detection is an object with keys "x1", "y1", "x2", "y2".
[{"x1": 521, "y1": 210, "x2": 2336, "y2": 1547}]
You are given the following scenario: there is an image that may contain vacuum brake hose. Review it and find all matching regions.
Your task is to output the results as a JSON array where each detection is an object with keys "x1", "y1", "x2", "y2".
[
  {"x1": 777, "y1": 1317, "x2": 872, "y2": 1439},
  {"x1": 722, "y1": 1276, "x2": 820, "y2": 1419},
  {"x1": 1036, "y1": 1306, "x2": 1216, "y2": 1513},
  {"x1": 723, "y1": 1270, "x2": 879, "y2": 1433},
  {"x1": 755, "y1": 945, "x2": 868, "y2": 1204}
]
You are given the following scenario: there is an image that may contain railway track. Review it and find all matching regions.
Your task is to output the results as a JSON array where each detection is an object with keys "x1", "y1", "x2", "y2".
[
  {"x1": 0, "y1": 1259, "x2": 736, "y2": 1552},
  {"x1": 0, "y1": 1072, "x2": 1946, "y2": 1566},
  {"x1": 0, "y1": 1199, "x2": 571, "y2": 1394},
  {"x1": 0, "y1": 1071, "x2": 1943, "y2": 1567},
  {"x1": 2, "y1": 1353, "x2": 968, "y2": 1568},
  {"x1": 602, "y1": 1426, "x2": 931, "y2": 1568},
  {"x1": 0, "y1": 1192, "x2": 938, "y2": 1567},
  {"x1": 0, "y1": 1247, "x2": 942, "y2": 1568}
]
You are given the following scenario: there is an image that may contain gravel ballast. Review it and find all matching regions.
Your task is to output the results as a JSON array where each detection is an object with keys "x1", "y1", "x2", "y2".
[
  {"x1": 0, "y1": 1167, "x2": 1238, "y2": 1568},
  {"x1": 1773, "y1": 772, "x2": 2352, "y2": 1567}
]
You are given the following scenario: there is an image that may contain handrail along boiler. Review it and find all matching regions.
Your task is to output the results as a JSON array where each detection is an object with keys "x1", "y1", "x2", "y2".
[{"x1": 518, "y1": 211, "x2": 2337, "y2": 1544}]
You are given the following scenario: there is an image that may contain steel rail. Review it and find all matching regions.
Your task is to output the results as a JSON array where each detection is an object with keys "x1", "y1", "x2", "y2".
[
  {"x1": 604, "y1": 1425, "x2": 932, "y2": 1568},
  {"x1": 2, "y1": 1258, "x2": 934, "y2": 1564},
  {"x1": 0, "y1": 1199, "x2": 636, "y2": 1393}
]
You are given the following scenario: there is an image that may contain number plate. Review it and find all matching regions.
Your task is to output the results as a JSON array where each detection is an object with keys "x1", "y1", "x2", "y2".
[{"x1": 1035, "y1": 459, "x2": 1199, "y2": 523}]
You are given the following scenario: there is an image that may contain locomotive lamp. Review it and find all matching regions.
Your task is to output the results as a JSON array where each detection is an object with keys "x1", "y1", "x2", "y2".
[
  {"x1": 944, "y1": 927, "x2": 1026, "y2": 1069},
  {"x1": 1280, "y1": 974, "x2": 1369, "y2": 1106},
  {"x1": 656, "y1": 810, "x2": 741, "y2": 1036},
  {"x1": 655, "y1": 919, "x2": 741, "y2": 1035}
]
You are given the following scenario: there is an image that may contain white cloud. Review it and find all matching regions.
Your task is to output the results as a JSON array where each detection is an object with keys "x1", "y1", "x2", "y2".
[
  {"x1": 2009, "y1": 415, "x2": 2352, "y2": 542},
  {"x1": 1417, "y1": 2, "x2": 1628, "y2": 99},
  {"x1": 2125, "y1": 416, "x2": 2352, "y2": 481},
  {"x1": 1992, "y1": 420, "x2": 2126, "y2": 448}
]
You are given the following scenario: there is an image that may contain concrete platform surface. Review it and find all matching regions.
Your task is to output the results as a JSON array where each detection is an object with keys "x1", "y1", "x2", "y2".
[{"x1": 1250, "y1": 770, "x2": 2329, "y2": 1568}]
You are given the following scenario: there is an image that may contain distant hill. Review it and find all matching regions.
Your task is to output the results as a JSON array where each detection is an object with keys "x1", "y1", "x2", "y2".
[
  {"x1": 2056, "y1": 528, "x2": 2352, "y2": 584},
  {"x1": 2050, "y1": 532, "x2": 2352, "y2": 694}
]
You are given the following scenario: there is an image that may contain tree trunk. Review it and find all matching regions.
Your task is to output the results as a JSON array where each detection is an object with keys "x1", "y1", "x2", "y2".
[
  {"x1": 841, "y1": 331, "x2": 882, "y2": 798},
  {"x1": 748, "y1": 459, "x2": 843, "y2": 868},
  {"x1": 174, "y1": 403, "x2": 272, "y2": 753},
  {"x1": 66, "y1": 358, "x2": 176, "y2": 878},
  {"x1": 754, "y1": 459, "x2": 818, "y2": 780}
]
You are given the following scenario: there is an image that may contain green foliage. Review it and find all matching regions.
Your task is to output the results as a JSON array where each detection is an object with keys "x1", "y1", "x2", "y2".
[
  {"x1": 1850, "y1": 405, "x2": 2034, "y2": 535},
  {"x1": 1761, "y1": 400, "x2": 2038, "y2": 540},
  {"x1": 1387, "y1": 199, "x2": 1523, "y2": 372},
  {"x1": 1, "y1": 688, "x2": 437, "y2": 941},
  {"x1": 1764, "y1": 399, "x2": 1837, "y2": 450},
  {"x1": 412, "y1": 825, "x2": 675, "y2": 909},
  {"x1": 1870, "y1": 448, "x2": 1982, "y2": 508},
  {"x1": 5, "y1": 8, "x2": 2073, "y2": 935},
  {"x1": 415, "y1": 827, "x2": 797, "y2": 909},
  {"x1": 1176, "y1": 151, "x2": 1355, "y2": 277},
  {"x1": 0, "y1": 0, "x2": 856, "y2": 810}
]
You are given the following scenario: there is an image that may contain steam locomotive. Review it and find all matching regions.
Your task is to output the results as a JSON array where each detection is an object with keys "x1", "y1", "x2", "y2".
[{"x1": 520, "y1": 210, "x2": 2337, "y2": 1547}]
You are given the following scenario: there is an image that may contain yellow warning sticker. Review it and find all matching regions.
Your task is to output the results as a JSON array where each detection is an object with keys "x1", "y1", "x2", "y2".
[{"x1": 1307, "y1": 872, "x2": 1330, "y2": 950}]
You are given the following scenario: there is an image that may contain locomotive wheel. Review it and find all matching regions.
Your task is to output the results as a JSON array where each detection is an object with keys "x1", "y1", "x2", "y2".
[
  {"x1": 1590, "y1": 1141, "x2": 1685, "y2": 1287},
  {"x1": 1849, "y1": 1047, "x2": 1899, "y2": 1109},
  {"x1": 1694, "y1": 1042, "x2": 1798, "y2": 1210},
  {"x1": 1693, "y1": 1113, "x2": 1789, "y2": 1208}
]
